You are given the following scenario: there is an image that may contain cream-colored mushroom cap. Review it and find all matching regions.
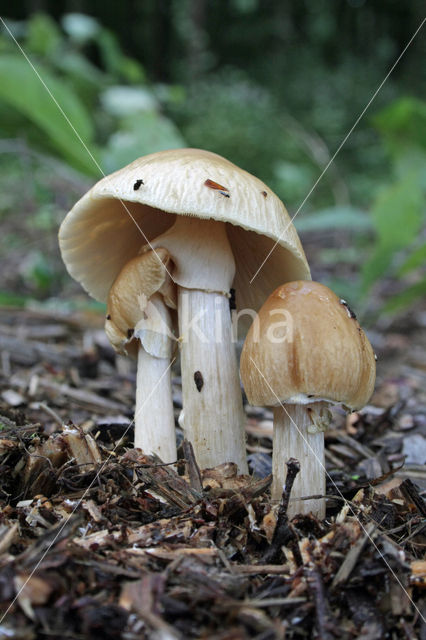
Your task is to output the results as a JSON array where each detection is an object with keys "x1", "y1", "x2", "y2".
[
  {"x1": 240, "y1": 281, "x2": 376, "y2": 411},
  {"x1": 59, "y1": 148, "x2": 310, "y2": 313}
]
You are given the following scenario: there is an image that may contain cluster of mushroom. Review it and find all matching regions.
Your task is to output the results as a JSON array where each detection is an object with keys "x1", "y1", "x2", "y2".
[{"x1": 59, "y1": 148, "x2": 376, "y2": 519}]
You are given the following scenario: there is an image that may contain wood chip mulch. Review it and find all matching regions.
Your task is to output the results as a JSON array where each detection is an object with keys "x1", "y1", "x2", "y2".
[{"x1": 0, "y1": 307, "x2": 425, "y2": 639}]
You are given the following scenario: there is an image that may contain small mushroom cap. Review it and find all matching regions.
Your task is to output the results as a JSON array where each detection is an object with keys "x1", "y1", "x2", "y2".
[
  {"x1": 105, "y1": 248, "x2": 176, "y2": 358},
  {"x1": 240, "y1": 281, "x2": 376, "y2": 411},
  {"x1": 59, "y1": 148, "x2": 310, "y2": 313}
]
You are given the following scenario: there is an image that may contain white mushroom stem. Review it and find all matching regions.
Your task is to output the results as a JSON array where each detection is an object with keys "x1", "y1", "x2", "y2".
[
  {"x1": 178, "y1": 289, "x2": 247, "y2": 472},
  {"x1": 272, "y1": 402, "x2": 328, "y2": 518},
  {"x1": 133, "y1": 294, "x2": 176, "y2": 463},
  {"x1": 105, "y1": 253, "x2": 177, "y2": 463},
  {"x1": 151, "y1": 216, "x2": 248, "y2": 472},
  {"x1": 134, "y1": 350, "x2": 176, "y2": 462}
]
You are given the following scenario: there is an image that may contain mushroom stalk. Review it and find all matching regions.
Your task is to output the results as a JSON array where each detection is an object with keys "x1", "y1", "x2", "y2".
[
  {"x1": 152, "y1": 216, "x2": 248, "y2": 472},
  {"x1": 272, "y1": 403, "x2": 326, "y2": 518},
  {"x1": 134, "y1": 296, "x2": 176, "y2": 463},
  {"x1": 178, "y1": 289, "x2": 247, "y2": 471},
  {"x1": 105, "y1": 252, "x2": 177, "y2": 463},
  {"x1": 134, "y1": 347, "x2": 176, "y2": 463}
]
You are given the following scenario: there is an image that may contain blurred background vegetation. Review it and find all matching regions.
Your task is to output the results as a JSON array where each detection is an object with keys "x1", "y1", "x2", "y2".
[{"x1": 0, "y1": 1, "x2": 425, "y2": 321}]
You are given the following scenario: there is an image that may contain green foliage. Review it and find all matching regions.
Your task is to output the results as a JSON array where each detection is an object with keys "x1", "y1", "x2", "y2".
[
  {"x1": 26, "y1": 13, "x2": 62, "y2": 56},
  {"x1": 0, "y1": 291, "x2": 29, "y2": 308},
  {"x1": 168, "y1": 71, "x2": 331, "y2": 210},
  {"x1": 398, "y1": 243, "x2": 426, "y2": 277},
  {"x1": 294, "y1": 206, "x2": 372, "y2": 233},
  {"x1": 101, "y1": 111, "x2": 185, "y2": 174},
  {"x1": 373, "y1": 97, "x2": 426, "y2": 155},
  {"x1": 0, "y1": 10, "x2": 424, "y2": 317},
  {"x1": 0, "y1": 55, "x2": 97, "y2": 175},
  {"x1": 361, "y1": 172, "x2": 424, "y2": 292},
  {"x1": 384, "y1": 279, "x2": 426, "y2": 313},
  {"x1": 299, "y1": 98, "x2": 426, "y2": 316},
  {"x1": 20, "y1": 250, "x2": 57, "y2": 295},
  {"x1": 0, "y1": 13, "x2": 183, "y2": 176}
]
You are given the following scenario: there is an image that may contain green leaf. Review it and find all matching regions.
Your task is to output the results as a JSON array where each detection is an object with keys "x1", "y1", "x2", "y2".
[
  {"x1": 95, "y1": 29, "x2": 145, "y2": 82},
  {"x1": 0, "y1": 54, "x2": 99, "y2": 175},
  {"x1": 373, "y1": 97, "x2": 426, "y2": 151},
  {"x1": 370, "y1": 173, "x2": 423, "y2": 249},
  {"x1": 118, "y1": 56, "x2": 146, "y2": 84},
  {"x1": 26, "y1": 13, "x2": 62, "y2": 57},
  {"x1": 21, "y1": 251, "x2": 55, "y2": 293},
  {"x1": 56, "y1": 51, "x2": 106, "y2": 92},
  {"x1": 0, "y1": 291, "x2": 29, "y2": 307},
  {"x1": 361, "y1": 245, "x2": 394, "y2": 292},
  {"x1": 392, "y1": 147, "x2": 426, "y2": 189},
  {"x1": 384, "y1": 278, "x2": 426, "y2": 313},
  {"x1": 398, "y1": 243, "x2": 426, "y2": 276},
  {"x1": 294, "y1": 206, "x2": 372, "y2": 233},
  {"x1": 360, "y1": 172, "x2": 424, "y2": 295}
]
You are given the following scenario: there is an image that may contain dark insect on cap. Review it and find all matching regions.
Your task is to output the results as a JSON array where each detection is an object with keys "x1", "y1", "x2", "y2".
[{"x1": 133, "y1": 179, "x2": 144, "y2": 191}]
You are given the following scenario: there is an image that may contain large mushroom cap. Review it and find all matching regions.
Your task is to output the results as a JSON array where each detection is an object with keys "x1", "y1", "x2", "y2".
[
  {"x1": 59, "y1": 148, "x2": 310, "y2": 313},
  {"x1": 240, "y1": 281, "x2": 376, "y2": 410}
]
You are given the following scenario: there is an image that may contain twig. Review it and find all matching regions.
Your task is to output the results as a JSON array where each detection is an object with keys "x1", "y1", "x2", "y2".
[
  {"x1": 261, "y1": 458, "x2": 300, "y2": 564},
  {"x1": 306, "y1": 563, "x2": 335, "y2": 640},
  {"x1": 230, "y1": 564, "x2": 290, "y2": 575},
  {"x1": 289, "y1": 529, "x2": 304, "y2": 568},
  {"x1": 222, "y1": 597, "x2": 307, "y2": 608},
  {"x1": 331, "y1": 521, "x2": 377, "y2": 590},
  {"x1": 400, "y1": 478, "x2": 426, "y2": 517},
  {"x1": 37, "y1": 402, "x2": 64, "y2": 427}
]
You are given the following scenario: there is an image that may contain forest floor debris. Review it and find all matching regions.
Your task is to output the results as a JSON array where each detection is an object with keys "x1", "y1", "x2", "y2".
[{"x1": 0, "y1": 305, "x2": 425, "y2": 638}]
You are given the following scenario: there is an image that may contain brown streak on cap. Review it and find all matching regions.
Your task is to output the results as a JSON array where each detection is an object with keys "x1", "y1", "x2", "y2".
[{"x1": 204, "y1": 178, "x2": 229, "y2": 192}]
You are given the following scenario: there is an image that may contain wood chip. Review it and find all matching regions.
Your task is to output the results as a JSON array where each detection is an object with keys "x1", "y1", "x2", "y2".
[{"x1": 331, "y1": 522, "x2": 377, "y2": 590}]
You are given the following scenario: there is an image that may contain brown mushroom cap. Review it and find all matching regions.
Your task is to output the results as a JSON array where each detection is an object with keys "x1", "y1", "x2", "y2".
[
  {"x1": 240, "y1": 281, "x2": 376, "y2": 411},
  {"x1": 59, "y1": 148, "x2": 310, "y2": 313}
]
